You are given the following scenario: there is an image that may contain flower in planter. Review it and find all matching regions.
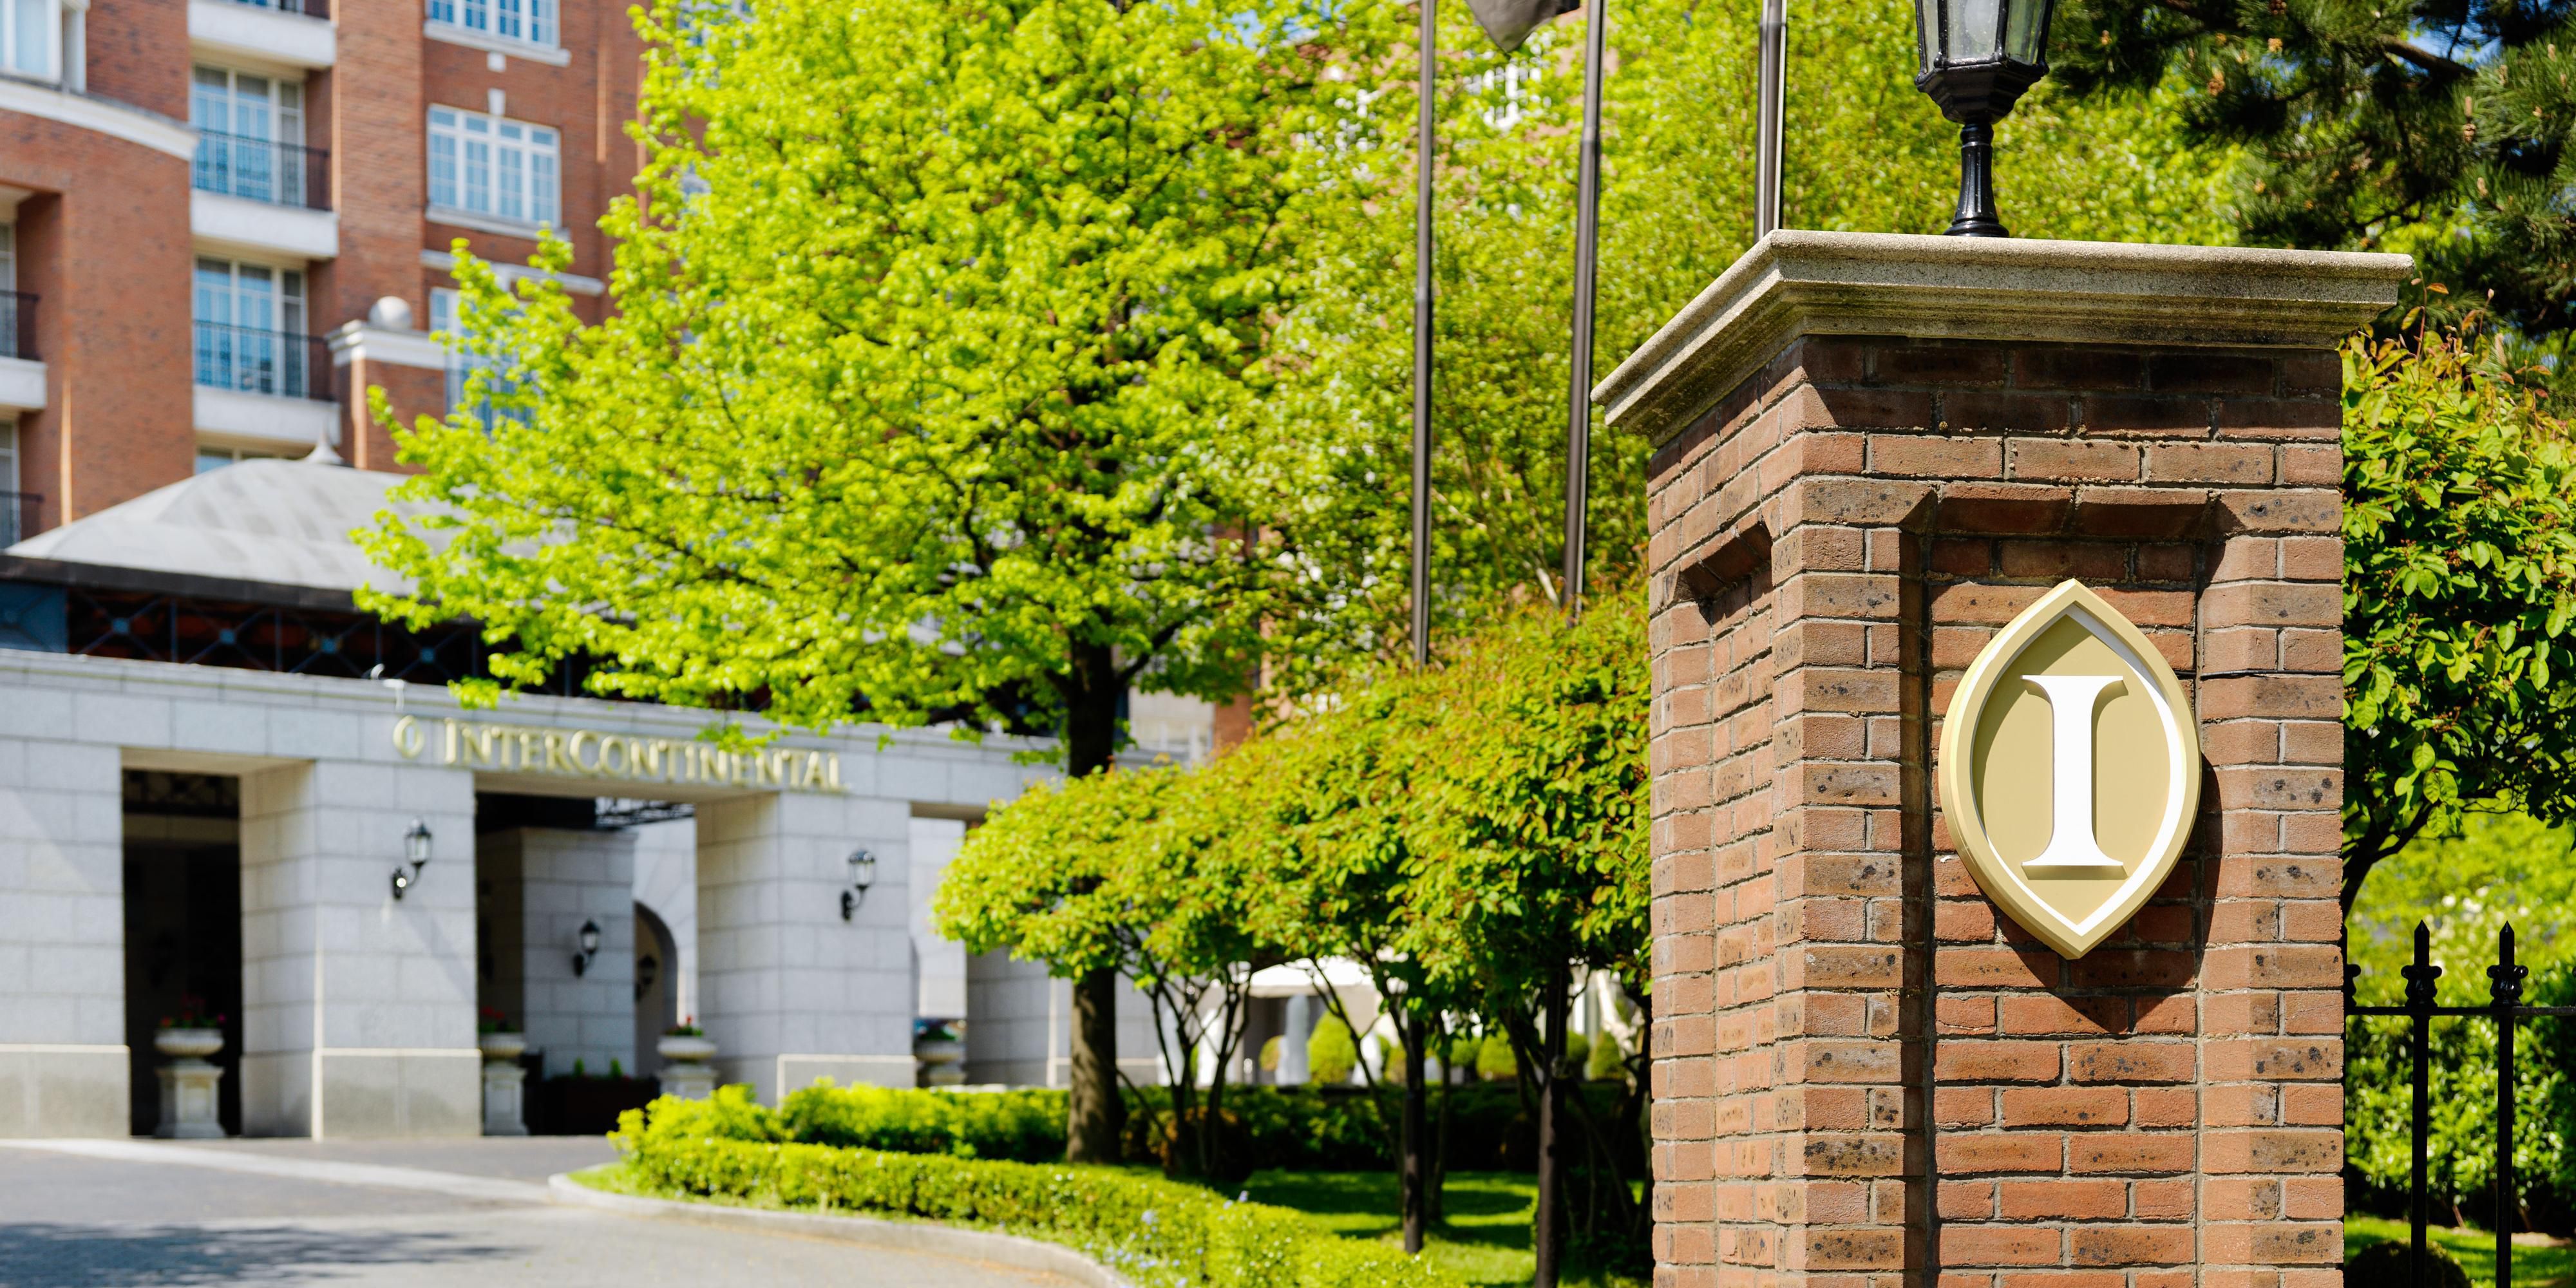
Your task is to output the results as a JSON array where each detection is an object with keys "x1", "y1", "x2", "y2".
[
  {"x1": 664, "y1": 1016, "x2": 705, "y2": 1037},
  {"x1": 158, "y1": 996, "x2": 223, "y2": 1030},
  {"x1": 477, "y1": 1006, "x2": 520, "y2": 1035}
]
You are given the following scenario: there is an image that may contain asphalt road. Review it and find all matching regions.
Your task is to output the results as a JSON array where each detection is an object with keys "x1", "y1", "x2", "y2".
[{"x1": 0, "y1": 1139, "x2": 1072, "y2": 1288}]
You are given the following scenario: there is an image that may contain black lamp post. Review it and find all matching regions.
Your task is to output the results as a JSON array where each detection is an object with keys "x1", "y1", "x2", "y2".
[
  {"x1": 1911, "y1": 0, "x2": 2056, "y2": 237},
  {"x1": 571, "y1": 918, "x2": 602, "y2": 977}
]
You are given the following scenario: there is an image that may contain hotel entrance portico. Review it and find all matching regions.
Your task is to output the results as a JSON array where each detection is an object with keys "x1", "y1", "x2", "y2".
[{"x1": 0, "y1": 461, "x2": 1059, "y2": 1139}]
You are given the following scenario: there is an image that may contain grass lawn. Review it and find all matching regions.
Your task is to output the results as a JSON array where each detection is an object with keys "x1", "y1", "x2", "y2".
[
  {"x1": 2348, "y1": 1215, "x2": 2576, "y2": 1288},
  {"x1": 1240, "y1": 1169, "x2": 1647, "y2": 1288}
]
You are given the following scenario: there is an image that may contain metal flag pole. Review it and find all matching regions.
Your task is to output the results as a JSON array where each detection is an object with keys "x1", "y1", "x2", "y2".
[
  {"x1": 1560, "y1": 0, "x2": 1606, "y2": 624},
  {"x1": 1754, "y1": 0, "x2": 1786, "y2": 236},
  {"x1": 1411, "y1": 0, "x2": 1436, "y2": 670}
]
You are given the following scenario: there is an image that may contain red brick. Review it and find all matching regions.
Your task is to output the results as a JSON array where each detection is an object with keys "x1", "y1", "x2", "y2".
[
  {"x1": 1937, "y1": 1041, "x2": 2063, "y2": 1083},
  {"x1": 1942, "y1": 1226, "x2": 2065, "y2": 1265},
  {"x1": 2068, "y1": 1134, "x2": 2196, "y2": 1174},
  {"x1": 2070, "y1": 1042, "x2": 2196, "y2": 1083},
  {"x1": 2070, "y1": 1225, "x2": 2197, "y2": 1265},
  {"x1": 2000, "y1": 1087, "x2": 2131, "y2": 1128},
  {"x1": 1998, "y1": 1179, "x2": 2128, "y2": 1219}
]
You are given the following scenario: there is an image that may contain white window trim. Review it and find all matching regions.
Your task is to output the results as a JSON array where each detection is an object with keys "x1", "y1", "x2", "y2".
[
  {"x1": 1, "y1": 0, "x2": 64, "y2": 84},
  {"x1": 419, "y1": 247, "x2": 602, "y2": 296},
  {"x1": 424, "y1": 205, "x2": 557, "y2": 240},
  {"x1": 427, "y1": 103, "x2": 562, "y2": 233},
  {"x1": 421, "y1": 18, "x2": 571, "y2": 65}
]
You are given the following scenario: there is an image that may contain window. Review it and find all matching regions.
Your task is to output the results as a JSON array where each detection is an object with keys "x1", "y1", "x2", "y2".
[
  {"x1": 194, "y1": 258, "x2": 313, "y2": 398},
  {"x1": 2, "y1": 0, "x2": 59, "y2": 79},
  {"x1": 0, "y1": 417, "x2": 20, "y2": 546},
  {"x1": 191, "y1": 66, "x2": 307, "y2": 206},
  {"x1": 428, "y1": 106, "x2": 559, "y2": 228},
  {"x1": 430, "y1": 287, "x2": 527, "y2": 430},
  {"x1": 0, "y1": 222, "x2": 18, "y2": 359},
  {"x1": 426, "y1": 0, "x2": 555, "y2": 48}
]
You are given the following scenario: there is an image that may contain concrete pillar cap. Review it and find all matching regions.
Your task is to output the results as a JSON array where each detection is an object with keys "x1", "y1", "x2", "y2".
[{"x1": 1593, "y1": 229, "x2": 2412, "y2": 445}]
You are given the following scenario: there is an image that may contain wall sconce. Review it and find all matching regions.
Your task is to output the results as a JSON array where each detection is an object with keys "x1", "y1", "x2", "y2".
[
  {"x1": 840, "y1": 849, "x2": 877, "y2": 922},
  {"x1": 391, "y1": 817, "x2": 432, "y2": 900},
  {"x1": 571, "y1": 918, "x2": 602, "y2": 977}
]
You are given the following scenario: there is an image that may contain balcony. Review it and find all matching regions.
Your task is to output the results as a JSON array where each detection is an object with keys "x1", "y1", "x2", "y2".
[
  {"x1": 190, "y1": 135, "x2": 337, "y2": 260},
  {"x1": 189, "y1": 0, "x2": 334, "y2": 70},
  {"x1": 0, "y1": 293, "x2": 41, "y2": 412},
  {"x1": 193, "y1": 322, "x2": 330, "y2": 402},
  {"x1": 193, "y1": 321, "x2": 337, "y2": 455},
  {"x1": 1, "y1": 292, "x2": 33, "y2": 361},
  {"x1": 0, "y1": 492, "x2": 38, "y2": 548},
  {"x1": 194, "y1": 132, "x2": 329, "y2": 211}
]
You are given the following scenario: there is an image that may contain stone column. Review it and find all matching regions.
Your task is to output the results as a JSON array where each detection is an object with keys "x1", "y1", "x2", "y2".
[
  {"x1": 480, "y1": 828, "x2": 638, "y2": 1077},
  {"x1": 1597, "y1": 232, "x2": 2405, "y2": 1288},
  {"x1": 695, "y1": 790, "x2": 914, "y2": 1102},
  {"x1": 0, "y1": 717, "x2": 123, "y2": 1137},
  {"x1": 239, "y1": 757, "x2": 478, "y2": 1137}
]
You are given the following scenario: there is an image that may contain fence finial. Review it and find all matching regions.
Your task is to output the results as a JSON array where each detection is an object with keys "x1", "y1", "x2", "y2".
[{"x1": 2402, "y1": 920, "x2": 2443, "y2": 1009}]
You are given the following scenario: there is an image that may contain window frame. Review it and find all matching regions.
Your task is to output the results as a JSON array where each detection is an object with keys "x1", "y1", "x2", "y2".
[
  {"x1": 1, "y1": 0, "x2": 62, "y2": 82},
  {"x1": 426, "y1": 104, "x2": 561, "y2": 231},
  {"x1": 425, "y1": 0, "x2": 556, "y2": 50}
]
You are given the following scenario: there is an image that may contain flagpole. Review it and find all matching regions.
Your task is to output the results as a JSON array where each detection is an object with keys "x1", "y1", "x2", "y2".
[
  {"x1": 1755, "y1": 0, "x2": 1786, "y2": 235},
  {"x1": 1411, "y1": 0, "x2": 1436, "y2": 670},
  {"x1": 1560, "y1": 0, "x2": 1605, "y2": 625}
]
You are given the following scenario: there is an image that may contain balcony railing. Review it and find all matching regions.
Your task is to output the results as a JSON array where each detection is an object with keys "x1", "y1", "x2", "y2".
[
  {"x1": 0, "y1": 492, "x2": 38, "y2": 549},
  {"x1": 193, "y1": 131, "x2": 331, "y2": 211},
  {"x1": 0, "y1": 292, "x2": 32, "y2": 361},
  {"x1": 192, "y1": 322, "x2": 332, "y2": 402},
  {"x1": 226, "y1": 0, "x2": 329, "y2": 16}
]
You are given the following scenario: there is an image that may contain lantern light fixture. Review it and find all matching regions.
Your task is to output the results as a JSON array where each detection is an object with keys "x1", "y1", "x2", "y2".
[
  {"x1": 391, "y1": 817, "x2": 433, "y2": 900},
  {"x1": 841, "y1": 849, "x2": 878, "y2": 922},
  {"x1": 1910, "y1": 0, "x2": 2058, "y2": 237},
  {"x1": 571, "y1": 918, "x2": 603, "y2": 978}
]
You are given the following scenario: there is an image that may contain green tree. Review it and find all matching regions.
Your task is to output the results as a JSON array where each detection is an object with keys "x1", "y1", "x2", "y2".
[
  {"x1": 1261, "y1": 0, "x2": 2234, "y2": 691},
  {"x1": 2342, "y1": 331, "x2": 2576, "y2": 908},
  {"x1": 357, "y1": 0, "x2": 1394, "y2": 1163},
  {"x1": 933, "y1": 762, "x2": 1278, "y2": 1180},
  {"x1": 2053, "y1": 0, "x2": 2576, "y2": 362}
]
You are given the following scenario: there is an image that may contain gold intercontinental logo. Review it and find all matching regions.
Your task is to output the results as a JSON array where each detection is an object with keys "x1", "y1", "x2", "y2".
[
  {"x1": 392, "y1": 714, "x2": 847, "y2": 793},
  {"x1": 1935, "y1": 580, "x2": 2201, "y2": 958}
]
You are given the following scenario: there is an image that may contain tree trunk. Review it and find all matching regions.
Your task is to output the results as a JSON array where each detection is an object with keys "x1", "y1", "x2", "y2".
[
  {"x1": 1401, "y1": 1015, "x2": 1429, "y2": 1253},
  {"x1": 1069, "y1": 967, "x2": 1125, "y2": 1163},
  {"x1": 1062, "y1": 649, "x2": 1125, "y2": 1165},
  {"x1": 1533, "y1": 962, "x2": 1571, "y2": 1288}
]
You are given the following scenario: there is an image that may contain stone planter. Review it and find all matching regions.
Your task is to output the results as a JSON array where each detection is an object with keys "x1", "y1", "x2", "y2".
[
  {"x1": 657, "y1": 1034, "x2": 717, "y2": 1100},
  {"x1": 153, "y1": 1028, "x2": 224, "y2": 1139},
  {"x1": 479, "y1": 1032, "x2": 529, "y2": 1136},
  {"x1": 914, "y1": 1037, "x2": 966, "y2": 1088}
]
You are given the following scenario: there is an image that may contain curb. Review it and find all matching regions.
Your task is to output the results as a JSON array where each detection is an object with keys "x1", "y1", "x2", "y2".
[{"x1": 545, "y1": 1173, "x2": 1132, "y2": 1287}]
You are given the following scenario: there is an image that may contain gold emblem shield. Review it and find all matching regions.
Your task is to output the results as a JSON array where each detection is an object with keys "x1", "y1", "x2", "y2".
[{"x1": 1935, "y1": 580, "x2": 2201, "y2": 959}]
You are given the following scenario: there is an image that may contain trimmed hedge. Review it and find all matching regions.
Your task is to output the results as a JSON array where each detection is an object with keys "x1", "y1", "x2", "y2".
[
  {"x1": 614, "y1": 1088, "x2": 1455, "y2": 1288},
  {"x1": 768, "y1": 1079, "x2": 1629, "y2": 1172}
]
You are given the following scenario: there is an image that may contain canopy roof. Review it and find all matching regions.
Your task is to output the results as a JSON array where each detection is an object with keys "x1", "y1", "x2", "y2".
[{"x1": 6, "y1": 460, "x2": 426, "y2": 596}]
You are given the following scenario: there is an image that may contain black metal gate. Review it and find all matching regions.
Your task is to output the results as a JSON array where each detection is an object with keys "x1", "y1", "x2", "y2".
[{"x1": 2349, "y1": 923, "x2": 2575, "y2": 1288}]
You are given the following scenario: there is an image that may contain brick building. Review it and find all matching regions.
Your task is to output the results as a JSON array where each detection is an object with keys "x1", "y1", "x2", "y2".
[{"x1": 0, "y1": 0, "x2": 643, "y2": 544}]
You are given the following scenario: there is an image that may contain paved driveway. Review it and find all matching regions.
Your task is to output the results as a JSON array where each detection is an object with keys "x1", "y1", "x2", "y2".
[{"x1": 0, "y1": 1139, "x2": 1072, "y2": 1288}]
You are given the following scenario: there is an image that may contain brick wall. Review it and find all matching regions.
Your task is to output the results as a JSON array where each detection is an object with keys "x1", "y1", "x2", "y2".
[
  {"x1": 0, "y1": 120, "x2": 193, "y2": 526},
  {"x1": 1646, "y1": 334, "x2": 2345, "y2": 1288},
  {"x1": 81, "y1": 0, "x2": 187, "y2": 120}
]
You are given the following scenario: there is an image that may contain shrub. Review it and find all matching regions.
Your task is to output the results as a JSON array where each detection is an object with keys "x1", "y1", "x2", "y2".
[
  {"x1": 1586, "y1": 1032, "x2": 1627, "y2": 1083},
  {"x1": 614, "y1": 1090, "x2": 1455, "y2": 1288},
  {"x1": 781, "y1": 1082, "x2": 1064, "y2": 1162},
  {"x1": 1307, "y1": 1019, "x2": 1359, "y2": 1086},
  {"x1": 1446, "y1": 1036, "x2": 1480, "y2": 1077},
  {"x1": 1475, "y1": 1034, "x2": 1517, "y2": 1083}
]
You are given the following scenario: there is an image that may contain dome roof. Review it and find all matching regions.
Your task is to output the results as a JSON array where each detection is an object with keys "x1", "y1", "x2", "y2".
[{"x1": 6, "y1": 459, "x2": 433, "y2": 594}]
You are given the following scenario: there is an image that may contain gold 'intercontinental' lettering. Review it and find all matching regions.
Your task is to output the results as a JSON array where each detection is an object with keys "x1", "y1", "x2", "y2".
[{"x1": 392, "y1": 714, "x2": 846, "y2": 793}]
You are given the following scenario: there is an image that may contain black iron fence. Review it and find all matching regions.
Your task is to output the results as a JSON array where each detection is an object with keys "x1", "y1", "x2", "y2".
[
  {"x1": 2351, "y1": 924, "x2": 2576, "y2": 1288},
  {"x1": 1, "y1": 291, "x2": 33, "y2": 361},
  {"x1": 191, "y1": 321, "x2": 332, "y2": 402},
  {"x1": 193, "y1": 131, "x2": 330, "y2": 211}
]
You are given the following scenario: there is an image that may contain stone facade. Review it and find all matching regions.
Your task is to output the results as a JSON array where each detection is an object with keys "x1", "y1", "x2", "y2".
[{"x1": 1604, "y1": 232, "x2": 2404, "y2": 1288}]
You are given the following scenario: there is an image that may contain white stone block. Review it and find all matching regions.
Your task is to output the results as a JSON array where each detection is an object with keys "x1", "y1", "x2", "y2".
[{"x1": 72, "y1": 693, "x2": 173, "y2": 747}]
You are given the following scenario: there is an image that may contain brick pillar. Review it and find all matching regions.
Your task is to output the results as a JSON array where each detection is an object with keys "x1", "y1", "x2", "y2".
[{"x1": 1598, "y1": 233, "x2": 2408, "y2": 1288}]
